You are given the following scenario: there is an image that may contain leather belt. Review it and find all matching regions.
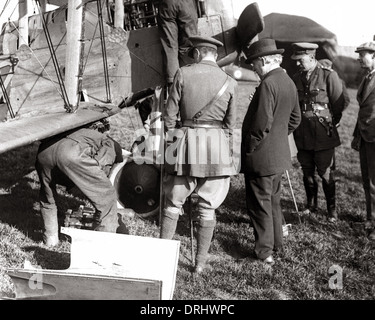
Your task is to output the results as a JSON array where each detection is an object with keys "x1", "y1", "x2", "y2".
[{"x1": 182, "y1": 119, "x2": 223, "y2": 129}]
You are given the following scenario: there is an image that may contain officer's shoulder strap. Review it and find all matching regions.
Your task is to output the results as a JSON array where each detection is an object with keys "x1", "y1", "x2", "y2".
[
  {"x1": 318, "y1": 59, "x2": 334, "y2": 72},
  {"x1": 317, "y1": 63, "x2": 333, "y2": 73},
  {"x1": 319, "y1": 65, "x2": 333, "y2": 72}
]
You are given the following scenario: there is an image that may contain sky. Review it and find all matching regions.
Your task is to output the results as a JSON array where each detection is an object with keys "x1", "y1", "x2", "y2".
[{"x1": 0, "y1": 0, "x2": 374, "y2": 47}]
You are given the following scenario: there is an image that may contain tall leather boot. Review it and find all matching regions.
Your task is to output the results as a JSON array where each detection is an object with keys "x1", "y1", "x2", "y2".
[
  {"x1": 195, "y1": 219, "x2": 216, "y2": 273},
  {"x1": 303, "y1": 176, "x2": 318, "y2": 212},
  {"x1": 41, "y1": 211, "x2": 59, "y2": 247},
  {"x1": 323, "y1": 178, "x2": 337, "y2": 220},
  {"x1": 160, "y1": 208, "x2": 179, "y2": 239}
]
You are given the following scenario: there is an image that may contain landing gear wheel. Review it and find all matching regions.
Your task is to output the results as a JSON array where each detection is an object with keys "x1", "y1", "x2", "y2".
[{"x1": 115, "y1": 159, "x2": 160, "y2": 219}]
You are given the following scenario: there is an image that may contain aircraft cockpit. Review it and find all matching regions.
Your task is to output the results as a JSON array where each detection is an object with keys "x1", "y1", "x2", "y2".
[{"x1": 107, "y1": 0, "x2": 161, "y2": 31}]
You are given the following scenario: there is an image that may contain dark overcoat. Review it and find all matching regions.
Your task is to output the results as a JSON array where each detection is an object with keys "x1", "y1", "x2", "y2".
[
  {"x1": 356, "y1": 73, "x2": 375, "y2": 142},
  {"x1": 241, "y1": 67, "x2": 301, "y2": 177}
]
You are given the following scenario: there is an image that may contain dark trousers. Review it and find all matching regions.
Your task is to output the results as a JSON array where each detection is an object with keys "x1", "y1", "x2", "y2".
[
  {"x1": 245, "y1": 173, "x2": 283, "y2": 260},
  {"x1": 157, "y1": 0, "x2": 198, "y2": 83},
  {"x1": 297, "y1": 148, "x2": 336, "y2": 214},
  {"x1": 360, "y1": 139, "x2": 375, "y2": 222}
]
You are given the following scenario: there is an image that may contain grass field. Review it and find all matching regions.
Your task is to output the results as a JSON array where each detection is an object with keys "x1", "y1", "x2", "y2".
[{"x1": 0, "y1": 82, "x2": 374, "y2": 300}]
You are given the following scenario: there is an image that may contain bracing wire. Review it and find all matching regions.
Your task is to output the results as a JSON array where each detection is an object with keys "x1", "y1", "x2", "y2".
[
  {"x1": 0, "y1": 0, "x2": 12, "y2": 21},
  {"x1": 79, "y1": 0, "x2": 111, "y2": 103},
  {"x1": 9, "y1": 20, "x2": 67, "y2": 108},
  {"x1": 34, "y1": 0, "x2": 72, "y2": 112},
  {"x1": 96, "y1": 0, "x2": 111, "y2": 102}
]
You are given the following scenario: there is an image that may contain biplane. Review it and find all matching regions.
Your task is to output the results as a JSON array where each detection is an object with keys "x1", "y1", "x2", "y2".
[
  {"x1": 0, "y1": 0, "x2": 263, "y2": 216},
  {"x1": 0, "y1": 0, "x2": 264, "y2": 300}
]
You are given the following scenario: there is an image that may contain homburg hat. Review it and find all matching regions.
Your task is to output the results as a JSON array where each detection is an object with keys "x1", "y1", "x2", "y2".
[{"x1": 245, "y1": 38, "x2": 284, "y2": 63}]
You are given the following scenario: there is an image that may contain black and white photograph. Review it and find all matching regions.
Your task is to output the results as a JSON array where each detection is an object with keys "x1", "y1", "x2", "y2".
[{"x1": 0, "y1": 0, "x2": 374, "y2": 306}]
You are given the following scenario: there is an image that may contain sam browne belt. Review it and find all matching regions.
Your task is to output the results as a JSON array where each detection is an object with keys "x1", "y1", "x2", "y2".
[{"x1": 182, "y1": 119, "x2": 223, "y2": 129}]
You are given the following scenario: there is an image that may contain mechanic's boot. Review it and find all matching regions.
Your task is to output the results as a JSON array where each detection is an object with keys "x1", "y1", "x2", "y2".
[
  {"x1": 194, "y1": 219, "x2": 216, "y2": 274},
  {"x1": 41, "y1": 212, "x2": 59, "y2": 247},
  {"x1": 160, "y1": 208, "x2": 179, "y2": 240}
]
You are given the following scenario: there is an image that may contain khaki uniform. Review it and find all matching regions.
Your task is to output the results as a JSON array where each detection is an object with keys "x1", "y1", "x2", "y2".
[
  {"x1": 292, "y1": 62, "x2": 346, "y2": 217},
  {"x1": 293, "y1": 62, "x2": 344, "y2": 151},
  {"x1": 164, "y1": 60, "x2": 238, "y2": 177},
  {"x1": 161, "y1": 54, "x2": 238, "y2": 272}
]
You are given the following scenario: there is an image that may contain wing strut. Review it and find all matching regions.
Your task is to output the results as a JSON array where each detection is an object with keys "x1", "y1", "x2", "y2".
[
  {"x1": 96, "y1": 0, "x2": 112, "y2": 103},
  {"x1": 79, "y1": 0, "x2": 112, "y2": 103},
  {"x1": 0, "y1": 74, "x2": 15, "y2": 119},
  {"x1": 35, "y1": 0, "x2": 73, "y2": 113}
]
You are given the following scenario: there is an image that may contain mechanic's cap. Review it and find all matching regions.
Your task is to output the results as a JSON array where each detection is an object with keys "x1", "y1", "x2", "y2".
[
  {"x1": 291, "y1": 42, "x2": 319, "y2": 60},
  {"x1": 355, "y1": 41, "x2": 375, "y2": 53}
]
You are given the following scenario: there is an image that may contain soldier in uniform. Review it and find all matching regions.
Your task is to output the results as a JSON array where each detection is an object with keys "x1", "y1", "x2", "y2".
[
  {"x1": 352, "y1": 41, "x2": 375, "y2": 241},
  {"x1": 160, "y1": 36, "x2": 239, "y2": 273},
  {"x1": 291, "y1": 42, "x2": 347, "y2": 222},
  {"x1": 157, "y1": 0, "x2": 198, "y2": 86},
  {"x1": 35, "y1": 121, "x2": 127, "y2": 246}
]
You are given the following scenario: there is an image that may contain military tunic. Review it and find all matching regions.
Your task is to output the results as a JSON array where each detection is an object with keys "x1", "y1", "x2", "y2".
[
  {"x1": 164, "y1": 60, "x2": 239, "y2": 177},
  {"x1": 292, "y1": 61, "x2": 346, "y2": 216},
  {"x1": 292, "y1": 62, "x2": 345, "y2": 151}
]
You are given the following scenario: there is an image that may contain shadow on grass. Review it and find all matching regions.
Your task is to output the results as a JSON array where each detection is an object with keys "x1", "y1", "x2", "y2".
[
  {"x1": 0, "y1": 177, "x2": 84, "y2": 244},
  {"x1": 335, "y1": 168, "x2": 363, "y2": 185},
  {"x1": 22, "y1": 245, "x2": 71, "y2": 270},
  {"x1": 0, "y1": 143, "x2": 39, "y2": 190}
]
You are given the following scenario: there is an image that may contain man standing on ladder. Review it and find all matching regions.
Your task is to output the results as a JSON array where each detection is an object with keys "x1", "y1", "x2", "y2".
[
  {"x1": 159, "y1": 36, "x2": 239, "y2": 274},
  {"x1": 157, "y1": 0, "x2": 199, "y2": 89}
]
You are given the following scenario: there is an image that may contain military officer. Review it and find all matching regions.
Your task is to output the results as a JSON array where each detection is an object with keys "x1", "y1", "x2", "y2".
[
  {"x1": 291, "y1": 42, "x2": 347, "y2": 222},
  {"x1": 160, "y1": 35, "x2": 239, "y2": 273}
]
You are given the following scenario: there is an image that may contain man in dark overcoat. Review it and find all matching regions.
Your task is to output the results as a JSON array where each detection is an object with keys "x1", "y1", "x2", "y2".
[
  {"x1": 352, "y1": 41, "x2": 375, "y2": 241},
  {"x1": 241, "y1": 38, "x2": 301, "y2": 264},
  {"x1": 160, "y1": 36, "x2": 239, "y2": 273}
]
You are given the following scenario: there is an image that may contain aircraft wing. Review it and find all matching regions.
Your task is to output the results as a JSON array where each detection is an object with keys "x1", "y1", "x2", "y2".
[{"x1": 0, "y1": 102, "x2": 119, "y2": 155}]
